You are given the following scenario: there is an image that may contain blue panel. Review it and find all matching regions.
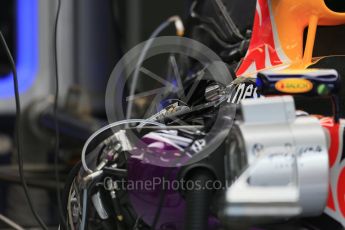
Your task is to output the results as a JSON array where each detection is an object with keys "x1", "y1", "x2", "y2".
[{"x1": 0, "y1": 0, "x2": 38, "y2": 98}]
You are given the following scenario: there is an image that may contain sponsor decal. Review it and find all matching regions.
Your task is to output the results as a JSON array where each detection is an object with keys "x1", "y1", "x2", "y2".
[
  {"x1": 275, "y1": 78, "x2": 313, "y2": 94},
  {"x1": 227, "y1": 83, "x2": 259, "y2": 104}
]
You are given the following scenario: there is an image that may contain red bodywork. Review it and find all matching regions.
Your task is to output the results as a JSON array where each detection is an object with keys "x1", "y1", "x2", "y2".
[{"x1": 236, "y1": 0, "x2": 345, "y2": 226}]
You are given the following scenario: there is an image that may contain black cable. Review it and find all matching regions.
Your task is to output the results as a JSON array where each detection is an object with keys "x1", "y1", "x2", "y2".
[
  {"x1": 212, "y1": 0, "x2": 244, "y2": 41},
  {"x1": 150, "y1": 135, "x2": 203, "y2": 229},
  {"x1": 0, "y1": 32, "x2": 48, "y2": 230},
  {"x1": 53, "y1": 0, "x2": 65, "y2": 228},
  {"x1": 150, "y1": 134, "x2": 202, "y2": 230},
  {"x1": 150, "y1": 168, "x2": 174, "y2": 230},
  {"x1": 189, "y1": 1, "x2": 230, "y2": 42},
  {"x1": 184, "y1": 168, "x2": 214, "y2": 230},
  {"x1": 194, "y1": 24, "x2": 241, "y2": 50}
]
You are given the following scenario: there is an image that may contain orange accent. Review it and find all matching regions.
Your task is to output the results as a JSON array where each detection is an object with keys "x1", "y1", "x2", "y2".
[
  {"x1": 271, "y1": 0, "x2": 345, "y2": 67},
  {"x1": 302, "y1": 15, "x2": 318, "y2": 66}
]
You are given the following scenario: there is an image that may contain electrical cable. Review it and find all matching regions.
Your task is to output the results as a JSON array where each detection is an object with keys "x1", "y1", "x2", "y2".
[
  {"x1": 150, "y1": 129, "x2": 203, "y2": 230},
  {"x1": 184, "y1": 169, "x2": 214, "y2": 230},
  {"x1": 78, "y1": 119, "x2": 165, "y2": 229},
  {"x1": 53, "y1": 0, "x2": 66, "y2": 228},
  {"x1": 190, "y1": 14, "x2": 230, "y2": 42},
  {"x1": 165, "y1": 99, "x2": 188, "y2": 106},
  {"x1": 190, "y1": 0, "x2": 244, "y2": 42},
  {"x1": 121, "y1": 20, "x2": 186, "y2": 228},
  {"x1": 125, "y1": 16, "x2": 185, "y2": 120},
  {"x1": 0, "y1": 214, "x2": 25, "y2": 230},
  {"x1": 81, "y1": 119, "x2": 165, "y2": 174},
  {"x1": 151, "y1": 132, "x2": 220, "y2": 230},
  {"x1": 0, "y1": 32, "x2": 48, "y2": 230},
  {"x1": 213, "y1": 0, "x2": 244, "y2": 41},
  {"x1": 80, "y1": 189, "x2": 88, "y2": 230},
  {"x1": 194, "y1": 24, "x2": 242, "y2": 49}
]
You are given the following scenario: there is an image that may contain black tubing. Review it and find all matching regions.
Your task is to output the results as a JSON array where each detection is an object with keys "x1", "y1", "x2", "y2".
[{"x1": 184, "y1": 168, "x2": 215, "y2": 230}]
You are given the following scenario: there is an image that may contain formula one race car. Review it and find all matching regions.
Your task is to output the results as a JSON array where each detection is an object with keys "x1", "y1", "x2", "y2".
[{"x1": 62, "y1": 0, "x2": 345, "y2": 229}]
